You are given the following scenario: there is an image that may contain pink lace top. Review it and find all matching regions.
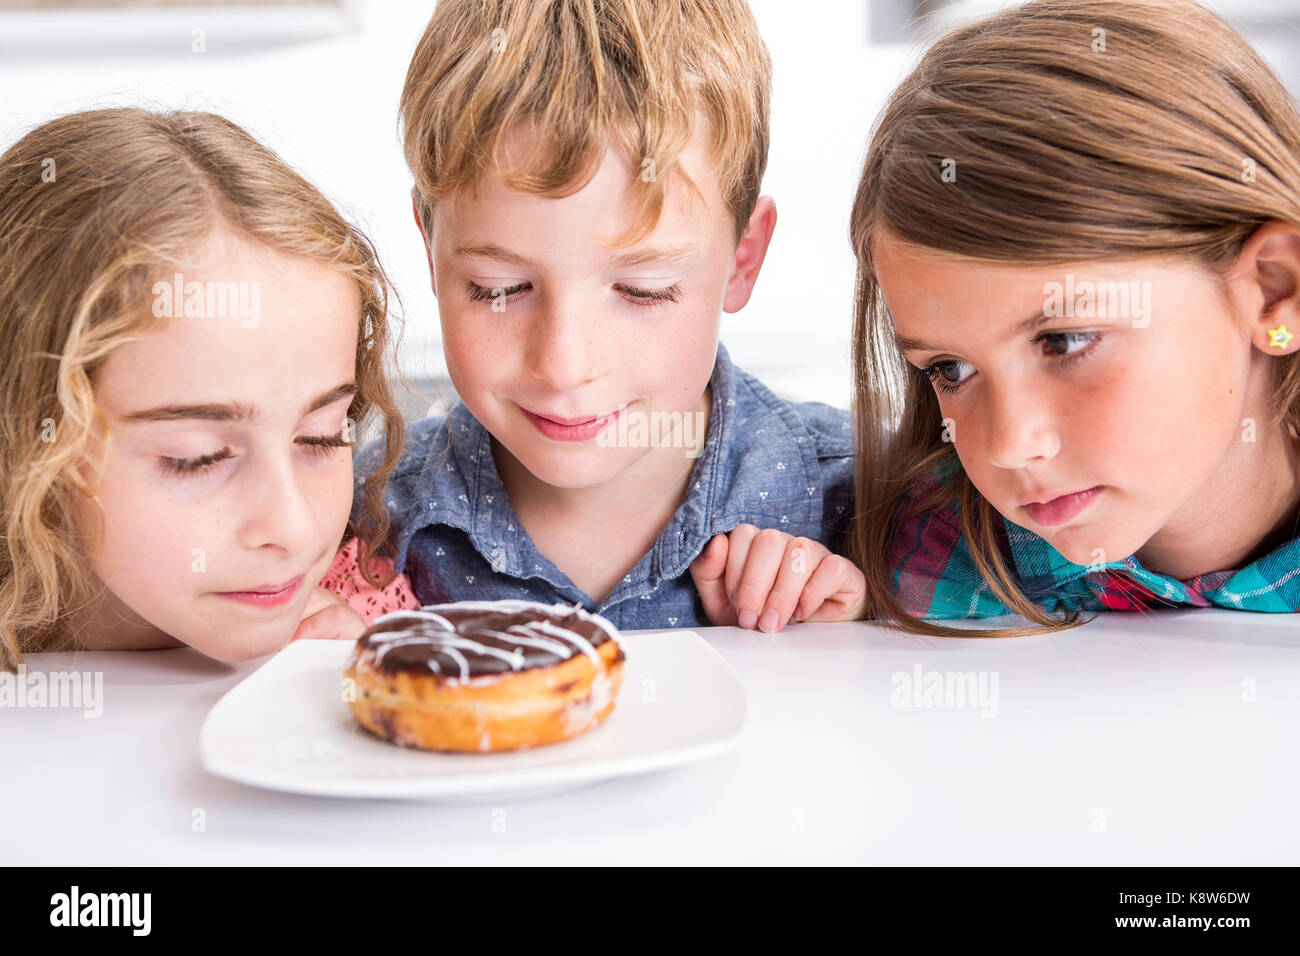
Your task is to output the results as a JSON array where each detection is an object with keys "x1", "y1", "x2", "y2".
[{"x1": 318, "y1": 537, "x2": 420, "y2": 626}]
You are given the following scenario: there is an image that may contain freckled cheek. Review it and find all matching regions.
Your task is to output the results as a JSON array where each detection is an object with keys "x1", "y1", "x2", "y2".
[
  {"x1": 441, "y1": 309, "x2": 515, "y2": 387},
  {"x1": 314, "y1": 459, "x2": 355, "y2": 538},
  {"x1": 633, "y1": 306, "x2": 717, "y2": 402},
  {"x1": 88, "y1": 475, "x2": 217, "y2": 591}
]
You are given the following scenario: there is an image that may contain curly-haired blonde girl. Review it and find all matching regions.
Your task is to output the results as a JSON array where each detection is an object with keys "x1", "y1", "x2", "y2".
[{"x1": 0, "y1": 108, "x2": 409, "y2": 668}]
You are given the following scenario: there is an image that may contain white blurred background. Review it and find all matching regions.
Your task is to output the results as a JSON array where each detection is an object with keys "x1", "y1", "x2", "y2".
[{"x1": 2, "y1": 0, "x2": 1298, "y2": 417}]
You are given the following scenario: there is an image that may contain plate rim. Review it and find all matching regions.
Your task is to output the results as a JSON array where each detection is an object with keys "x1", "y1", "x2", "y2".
[{"x1": 199, "y1": 629, "x2": 748, "y2": 799}]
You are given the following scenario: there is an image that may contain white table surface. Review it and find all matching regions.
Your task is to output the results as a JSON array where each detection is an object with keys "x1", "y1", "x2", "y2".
[{"x1": 2, "y1": 609, "x2": 1297, "y2": 865}]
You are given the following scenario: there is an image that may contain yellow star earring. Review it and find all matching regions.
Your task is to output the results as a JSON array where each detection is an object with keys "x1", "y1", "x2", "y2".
[{"x1": 1268, "y1": 323, "x2": 1294, "y2": 349}]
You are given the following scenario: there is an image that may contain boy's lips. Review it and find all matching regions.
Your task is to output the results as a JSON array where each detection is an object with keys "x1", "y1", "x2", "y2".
[{"x1": 519, "y1": 402, "x2": 628, "y2": 442}]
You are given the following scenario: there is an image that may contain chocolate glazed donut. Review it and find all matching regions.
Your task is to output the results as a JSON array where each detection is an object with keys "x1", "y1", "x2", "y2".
[{"x1": 344, "y1": 600, "x2": 626, "y2": 752}]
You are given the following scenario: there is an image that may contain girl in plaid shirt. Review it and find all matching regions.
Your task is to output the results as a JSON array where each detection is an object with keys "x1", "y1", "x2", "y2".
[
  {"x1": 694, "y1": 0, "x2": 1300, "y2": 634},
  {"x1": 851, "y1": 0, "x2": 1300, "y2": 633}
]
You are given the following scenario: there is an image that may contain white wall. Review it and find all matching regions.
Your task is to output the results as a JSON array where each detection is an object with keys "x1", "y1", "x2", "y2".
[
  {"x1": 21, "y1": 0, "x2": 1295, "y2": 410},
  {"x1": 1, "y1": 0, "x2": 920, "y2": 412}
]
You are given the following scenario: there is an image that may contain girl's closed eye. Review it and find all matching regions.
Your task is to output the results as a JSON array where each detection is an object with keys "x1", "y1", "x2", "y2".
[
  {"x1": 158, "y1": 446, "x2": 234, "y2": 476},
  {"x1": 157, "y1": 430, "x2": 351, "y2": 477},
  {"x1": 919, "y1": 330, "x2": 1105, "y2": 395},
  {"x1": 298, "y1": 429, "x2": 352, "y2": 452}
]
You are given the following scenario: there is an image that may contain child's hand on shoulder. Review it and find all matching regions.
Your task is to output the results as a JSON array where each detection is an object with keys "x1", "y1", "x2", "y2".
[
  {"x1": 689, "y1": 525, "x2": 867, "y2": 632},
  {"x1": 291, "y1": 585, "x2": 368, "y2": 642}
]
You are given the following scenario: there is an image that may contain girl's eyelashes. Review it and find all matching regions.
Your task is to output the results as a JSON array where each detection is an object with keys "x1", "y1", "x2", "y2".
[
  {"x1": 1036, "y1": 330, "x2": 1101, "y2": 364},
  {"x1": 921, "y1": 360, "x2": 972, "y2": 395},
  {"x1": 156, "y1": 430, "x2": 350, "y2": 477},
  {"x1": 918, "y1": 330, "x2": 1104, "y2": 395},
  {"x1": 298, "y1": 430, "x2": 352, "y2": 454},
  {"x1": 464, "y1": 279, "x2": 683, "y2": 308},
  {"x1": 158, "y1": 446, "x2": 234, "y2": 476}
]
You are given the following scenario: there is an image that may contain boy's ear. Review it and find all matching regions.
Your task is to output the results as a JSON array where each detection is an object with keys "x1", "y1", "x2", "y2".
[
  {"x1": 412, "y1": 188, "x2": 437, "y2": 298},
  {"x1": 1235, "y1": 219, "x2": 1300, "y2": 354},
  {"x1": 722, "y1": 195, "x2": 777, "y2": 313}
]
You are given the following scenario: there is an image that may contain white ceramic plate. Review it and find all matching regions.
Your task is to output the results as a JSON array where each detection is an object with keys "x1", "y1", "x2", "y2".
[{"x1": 199, "y1": 630, "x2": 747, "y2": 801}]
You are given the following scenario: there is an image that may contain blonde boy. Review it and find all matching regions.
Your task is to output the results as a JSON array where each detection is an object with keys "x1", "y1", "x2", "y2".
[{"x1": 355, "y1": 0, "x2": 854, "y2": 630}]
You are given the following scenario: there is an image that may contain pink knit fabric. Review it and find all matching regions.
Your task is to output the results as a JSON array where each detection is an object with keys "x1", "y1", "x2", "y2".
[{"x1": 318, "y1": 537, "x2": 420, "y2": 626}]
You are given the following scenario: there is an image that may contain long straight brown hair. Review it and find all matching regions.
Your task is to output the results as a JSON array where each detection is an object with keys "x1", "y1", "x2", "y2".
[
  {"x1": 849, "y1": 0, "x2": 1300, "y2": 636},
  {"x1": 0, "y1": 108, "x2": 408, "y2": 669}
]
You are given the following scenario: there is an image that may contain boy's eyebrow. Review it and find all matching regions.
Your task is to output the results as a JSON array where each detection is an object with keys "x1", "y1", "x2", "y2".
[
  {"x1": 894, "y1": 310, "x2": 1056, "y2": 353},
  {"x1": 453, "y1": 241, "x2": 701, "y2": 269},
  {"x1": 119, "y1": 382, "x2": 358, "y2": 424},
  {"x1": 608, "y1": 243, "x2": 701, "y2": 268},
  {"x1": 454, "y1": 242, "x2": 535, "y2": 267}
]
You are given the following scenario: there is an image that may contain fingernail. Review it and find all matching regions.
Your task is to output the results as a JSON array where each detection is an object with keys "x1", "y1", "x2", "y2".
[
  {"x1": 759, "y1": 609, "x2": 779, "y2": 632},
  {"x1": 737, "y1": 609, "x2": 757, "y2": 629}
]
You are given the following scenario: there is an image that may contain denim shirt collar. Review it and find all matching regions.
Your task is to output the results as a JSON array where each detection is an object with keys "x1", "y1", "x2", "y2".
[{"x1": 384, "y1": 341, "x2": 825, "y2": 607}]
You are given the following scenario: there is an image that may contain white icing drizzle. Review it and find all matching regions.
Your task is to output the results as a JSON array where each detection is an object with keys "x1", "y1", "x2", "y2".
[
  {"x1": 366, "y1": 635, "x2": 447, "y2": 674},
  {"x1": 364, "y1": 600, "x2": 616, "y2": 676},
  {"x1": 480, "y1": 628, "x2": 571, "y2": 659},
  {"x1": 440, "y1": 644, "x2": 470, "y2": 681},
  {"x1": 528, "y1": 620, "x2": 603, "y2": 666}
]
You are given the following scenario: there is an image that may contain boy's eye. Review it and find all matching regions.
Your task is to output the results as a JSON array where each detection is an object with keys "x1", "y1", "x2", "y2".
[
  {"x1": 466, "y1": 280, "x2": 528, "y2": 304},
  {"x1": 157, "y1": 431, "x2": 349, "y2": 477},
  {"x1": 616, "y1": 283, "x2": 682, "y2": 306},
  {"x1": 465, "y1": 280, "x2": 683, "y2": 308}
]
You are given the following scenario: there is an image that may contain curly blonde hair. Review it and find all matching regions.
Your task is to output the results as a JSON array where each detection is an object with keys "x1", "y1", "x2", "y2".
[{"x1": 0, "y1": 108, "x2": 408, "y2": 670}]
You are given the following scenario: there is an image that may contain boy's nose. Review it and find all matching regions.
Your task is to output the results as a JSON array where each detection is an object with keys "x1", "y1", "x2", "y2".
[
  {"x1": 983, "y1": 385, "x2": 1061, "y2": 470},
  {"x1": 524, "y1": 304, "x2": 606, "y2": 391}
]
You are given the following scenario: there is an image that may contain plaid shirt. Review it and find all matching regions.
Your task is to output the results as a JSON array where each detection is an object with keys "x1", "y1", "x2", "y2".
[{"x1": 889, "y1": 464, "x2": 1300, "y2": 617}]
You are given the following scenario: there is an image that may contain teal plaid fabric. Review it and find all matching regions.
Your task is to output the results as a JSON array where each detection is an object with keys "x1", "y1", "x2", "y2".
[{"x1": 888, "y1": 466, "x2": 1300, "y2": 618}]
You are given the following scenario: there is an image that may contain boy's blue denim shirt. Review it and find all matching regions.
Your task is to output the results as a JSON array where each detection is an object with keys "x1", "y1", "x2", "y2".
[{"x1": 351, "y1": 343, "x2": 854, "y2": 629}]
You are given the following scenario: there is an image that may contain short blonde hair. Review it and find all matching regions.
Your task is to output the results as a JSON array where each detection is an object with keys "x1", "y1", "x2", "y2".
[
  {"x1": 0, "y1": 108, "x2": 407, "y2": 670},
  {"x1": 399, "y1": 0, "x2": 772, "y2": 245}
]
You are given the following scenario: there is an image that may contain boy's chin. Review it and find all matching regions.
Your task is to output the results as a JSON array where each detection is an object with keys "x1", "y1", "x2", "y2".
[{"x1": 518, "y1": 444, "x2": 648, "y2": 490}]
